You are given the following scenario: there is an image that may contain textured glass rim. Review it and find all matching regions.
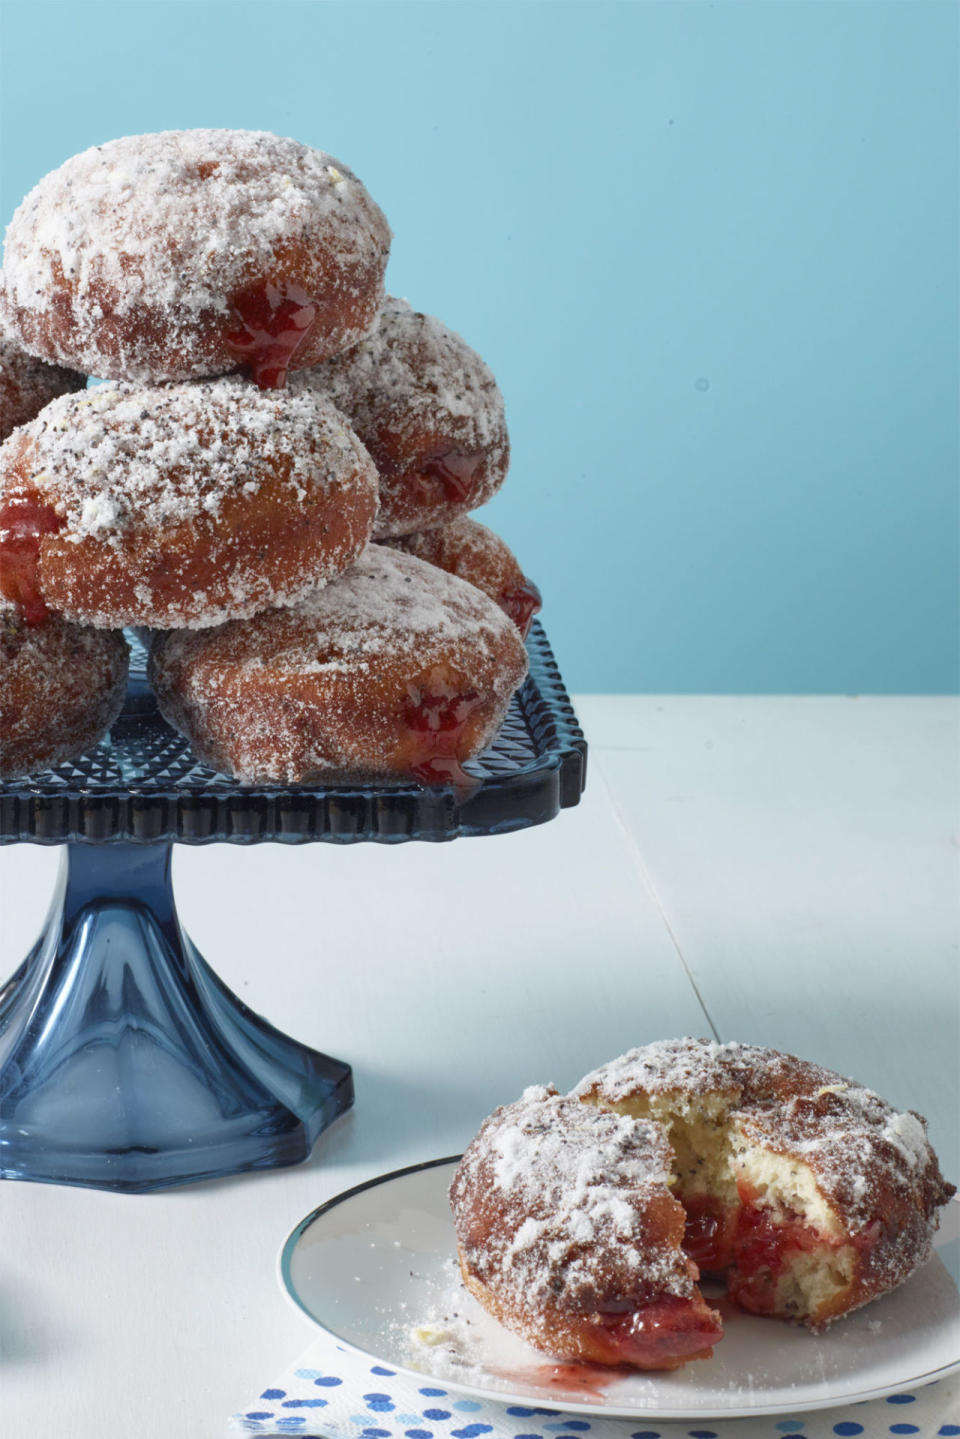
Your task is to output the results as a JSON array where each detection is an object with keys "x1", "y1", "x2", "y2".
[{"x1": 0, "y1": 621, "x2": 586, "y2": 845}]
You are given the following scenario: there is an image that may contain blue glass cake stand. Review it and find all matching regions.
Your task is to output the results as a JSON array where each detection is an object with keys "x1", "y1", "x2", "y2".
[{"x1": 0, "y1": 625, "x2": 585, "y2": 1193}]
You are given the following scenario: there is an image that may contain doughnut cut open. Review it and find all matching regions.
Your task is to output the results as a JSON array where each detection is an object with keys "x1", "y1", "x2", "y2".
[
  {"x1": 450, "y1": 1087, "x2": 723, "y2": 1372},
  {"x1": 576, "y1": 1039, "x2": 956, "y2": 1330}
]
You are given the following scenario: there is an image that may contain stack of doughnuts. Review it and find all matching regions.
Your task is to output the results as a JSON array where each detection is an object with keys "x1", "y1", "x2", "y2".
[
  {"x1": 450, "y1": 1038, "x2": 955, "y2": 1371},
  {"x1": 0, "y1": 129, "x2": 536, "y2": 786}
]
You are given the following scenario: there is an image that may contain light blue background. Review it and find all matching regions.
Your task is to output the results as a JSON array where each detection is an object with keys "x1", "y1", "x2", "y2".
[{"x1": 0, "y1": 0, "x2": 956, "y2": 693}]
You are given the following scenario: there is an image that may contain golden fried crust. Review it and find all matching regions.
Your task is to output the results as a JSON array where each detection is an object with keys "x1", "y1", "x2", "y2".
[
  {"x1": 294, "y1": 298, "x2": 509, "y2": 539},
  {"x1": 148, "y1": 548, "x2": 528, "y2": 785},
  {"x1": 0, "y1": 604, "x2": 128, "y2": 778},
  {"x1": 383, "y1": 518, "x2": 525, "y2": 608},
  {"x1": 1, "y1": 131, "x2": 391, "y2": 383},
  {"x1": 0, "y1": 336, "x2": 85, "y2": 442},
  {"x1": 575, "y1": 1039, "x2": 955, "y2": 1328},
  {"x1": 0, "y1": 379, "x2": 378, "y2": 629}
]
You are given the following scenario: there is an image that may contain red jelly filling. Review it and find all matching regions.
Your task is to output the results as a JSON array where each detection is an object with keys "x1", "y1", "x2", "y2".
[
  {"x1": 499, "y1": 576, "x2": 542, "y2": 638},
  {"x1": 0, "y1": 493, "x2": 64, "y2": 625},
  {"x1": 727, "y1": 1180, "x2": 828, "y2": 1314},
  {"x1": 596, "y1": 1293, "x2": 722, "y2": 1371},
  {"x1": 225, "y1": 280, "x2": 318, "y2": 388},
  {"x1": 400, "y1": 681, "x2": 483, "y2": 793},
  {"x1": 682, "y1": 1195, "x2": 736, "y2": 1274},
  {"x1": 415, "y1": 447, "x2": 481, "y2": 506}
]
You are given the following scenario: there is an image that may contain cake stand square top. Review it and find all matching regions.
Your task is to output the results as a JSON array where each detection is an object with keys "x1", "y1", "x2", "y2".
[{"x1": 0, "y1": 623, "x2": 586, "y2": 846}]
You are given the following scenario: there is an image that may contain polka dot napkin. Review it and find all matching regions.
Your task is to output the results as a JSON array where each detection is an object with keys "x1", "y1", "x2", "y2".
[{"x1": 230, "y1": 1336, "x2": 958, "y2": 1438}]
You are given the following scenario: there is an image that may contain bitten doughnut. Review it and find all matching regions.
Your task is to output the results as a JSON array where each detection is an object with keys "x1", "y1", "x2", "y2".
[
  {"x1": 449, "y1": 1086, "x2": 724, "y2": 1371},
  {"x1": 0, "y1": 599, "x2": 128, "y2": 780},
  {"x1": 1, "y1": 129, "x2": 391, "y2": 387},
  {"x1": 451, "y1": 1045, "x2": 954, "y2": 1372},
  {"x1": 383, "y1": 517, "x2": 541, "y2": 637},
  {"x1": 294, "y1": 297, "x2": 509, "y2": 538},
  {"x1": 0, "y1": 377, "x2": 378, "y2": 629},
  {"x1": 148, "y1": 547, "x2": 528, "y2": 789},
  {"x1": 0, "y1": 332, "x2": 85, "y2": 442},
  {"x1": 577, "y1": 1039, "x2": 955, "y2": 1330}
]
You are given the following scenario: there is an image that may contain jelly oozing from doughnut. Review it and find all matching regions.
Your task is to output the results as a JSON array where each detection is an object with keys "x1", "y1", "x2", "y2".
[
  {"x1": 576, "y1": 1038, "x2": 955, "y2": 1330},
  {"x1": 499, "y1": 577, "x2": 543, "y2": 638},
  {"x1": 416, "y1": 447, "x2": 481, "y2": 507},
  {"x1": 594, "y1": 1293, "x2": 724, "y2": 1371},
  {"x1": 148, "y1": 548, "x2": 528, "y2": 788},
  {"x1": 399, "y1": 673, "x2": 484, "y2": 791},
  {"x1": 0, "y1": 490, "x2": 64, "y2": 625},
  {"x1": 293, "y1": 298, "x2": 509, "y2": 537},
  {"x1": 450, "y1": 1087, "x2": 722, "y2": 1373},
  {"x1": 225, "y1": 280, "x2": 319, "y2": 389},
  {"x1": 0, "y1": 131, "x2": 391, "y2": 383}
]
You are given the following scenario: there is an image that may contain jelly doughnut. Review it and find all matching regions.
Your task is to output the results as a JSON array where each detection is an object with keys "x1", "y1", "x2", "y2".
[
  {"x1": 576, "y1": 1039, "x2": 955, "y2": 1329},
  {"x1": 0, "y1": 599, "x2": 128, "y2": 780},
  {"x1": 383, "y1": 517, "x2": 541, "y2": 637},
  {"x1": 1, "y1": 129, "x2": 391, "y2": 387},
  {"x1": 450, "y1": 1086, "x2": 723, "y2": 1371},
  {"x1": 0, "y1": 332, "x2": 85, "y2": 442},
  {"x1": 148, "y1": 547, "x2": 528, "y2": 788},
  {"x1": 0, "y1": 377, "x2": 378, "y2": 629},
  {"x1": 294, "y1": 297, "x2": 509, "y2": 537}
]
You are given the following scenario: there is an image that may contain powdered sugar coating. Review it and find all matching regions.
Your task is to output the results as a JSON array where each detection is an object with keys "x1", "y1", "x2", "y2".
[
  {"x1": 576, "y1": 1038, "x2": 954, "y2": 1299},
  {"x1": 2, "y1": 129, "x2": 391, "y2": 381},
  {"x1": 148, "y1": 547, "x2": 528, "y2": 784},
  {"x1": 0, "y1": 332, "x2": 85, "y2": 442},
  {"x1": 0, "y1": 376, "x2": 378, "y2": 628},
  {"x1": 0, "y1": 598, "x2": 128, "y2": 779},
  {"x1": 293, "y1": 297, "x2": 509, "y2": 538},
  {"x1": 450, "y1": 1086, "x2": 694, "y2": 1316}
]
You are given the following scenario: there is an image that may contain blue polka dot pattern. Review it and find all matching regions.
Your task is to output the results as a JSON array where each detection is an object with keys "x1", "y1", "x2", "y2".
[
  {"x1": 833, "y1": 1426, "x2": 864, "y2": 1436},
  {"x1": 630, "y1": 1432, "x2": 663, "y2": 1438},
  {"x1": 371, "y1": 1367, "x2": 397, "y2": 1376},
  {"x1": 364, "y1": 1394, "x2": 396, "y2": 1413},
  {"x1": 775, "y1": 1426, "x2": 805, "y2": 1435},
  {"x1": 454, "y1": 1402, "x2": 484, "y2": 1413},
  {"x1": 451, "y1": 1426, "x2": 493, "y2": 1438},
  {"x1": 890, "y1": 1425, "x2": 920, "y2": 1434},
  {"x1": 261, "y1": 1388, "x2": 287, "y2": 1399},
  {"x1": 688, "y1": 1431, "x2": 718, "y2": 1438},
  {"x1": 423, "y1": 1410, "x2": 452, "y2": 1422},
  {"x1": 314, "y1": 1375, "x2": 343, "y2": 1387},
  {"x1": 939, "y1": 1428, "x2": 960, "y2": 1436},
  {"x1": 887, "y1": 1394, "x2": 917, "y2": 1404},
  {"x1": 405, "y1": 1430, "x2": 432, "y2": 1437},
  {"x1": 283, "y1": 1399, "x2": 328, "y2": 1408},
  {"x1": 419, "y1": 1389, "x2": 448, "y2": 1397}
]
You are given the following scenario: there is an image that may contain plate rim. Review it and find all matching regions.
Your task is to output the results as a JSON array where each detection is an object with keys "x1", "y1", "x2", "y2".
[{"x1": 277, "y1": 1156, "x2": 960, "y2": 1421}]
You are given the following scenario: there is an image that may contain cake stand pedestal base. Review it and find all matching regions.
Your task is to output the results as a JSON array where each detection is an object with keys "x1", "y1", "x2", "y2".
[{"x1": 0, "y1": 842, "x2": 353, "y2": 1193}]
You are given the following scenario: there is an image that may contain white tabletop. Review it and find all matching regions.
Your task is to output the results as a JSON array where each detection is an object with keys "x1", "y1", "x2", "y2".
[{"x1": 0, "y1": 695, "x2": 957, "y2": 1436}]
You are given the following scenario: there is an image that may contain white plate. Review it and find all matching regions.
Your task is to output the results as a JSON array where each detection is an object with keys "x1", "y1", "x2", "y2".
[{"x1": 278, "y1": 1156, "x2": 960, "y2": 1420}]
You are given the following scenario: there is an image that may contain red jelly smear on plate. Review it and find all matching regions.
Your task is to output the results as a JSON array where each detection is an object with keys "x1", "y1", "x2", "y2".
[
  {"x1": 597, "y1": 1293, "x2": 723, "y2": 1370},
  {"x1": 401, "y1": 682, "x2": 482, "y2": 794},
  {"x1": 0, "y1": 493, "x2": 64, "y2": 625},
  {"x1": 499, "y1": 576, "x2": 542, "y2": 638},
  {"x1": 225, "y1": 281, "x2": 318, "y2": 389}
]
